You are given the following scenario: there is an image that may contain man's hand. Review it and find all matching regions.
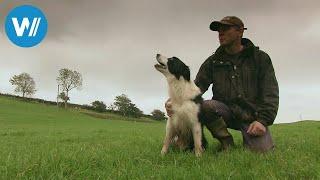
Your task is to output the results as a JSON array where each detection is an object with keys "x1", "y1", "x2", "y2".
[
  {"x1": 247, "y1": 121, "x2": 266, "y2": 136},
  {"x1": 165, "y1": 98, "x2": 174, "y2": 117}
]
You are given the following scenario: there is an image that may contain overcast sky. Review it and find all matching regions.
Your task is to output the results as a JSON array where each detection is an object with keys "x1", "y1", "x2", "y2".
[{"x1": 1, "y1": 0, "x2": 319, "y2": 123}]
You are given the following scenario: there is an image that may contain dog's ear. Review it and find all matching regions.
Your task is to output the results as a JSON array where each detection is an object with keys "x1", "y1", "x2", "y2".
[
  {"x1": 168, "y1": 57, "x2": 190, "y2": 81},
  {"x1": 182, "y1": 65, "x2": 190, "y2": 81}
]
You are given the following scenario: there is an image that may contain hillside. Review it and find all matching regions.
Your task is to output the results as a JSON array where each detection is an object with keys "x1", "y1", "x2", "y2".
[{"x1": 0, "y1": 95, "x2": 319, "y2": 179}]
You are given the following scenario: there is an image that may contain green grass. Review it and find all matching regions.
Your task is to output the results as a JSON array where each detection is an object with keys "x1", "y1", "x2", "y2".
[{"x1": 0, "y1": 95, "x2": 319, "y2": 179}]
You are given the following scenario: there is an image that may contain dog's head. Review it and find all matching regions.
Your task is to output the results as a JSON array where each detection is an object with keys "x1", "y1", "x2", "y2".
[{"x1": 154, "y1": 54, "x2": 190, "y2": 81}]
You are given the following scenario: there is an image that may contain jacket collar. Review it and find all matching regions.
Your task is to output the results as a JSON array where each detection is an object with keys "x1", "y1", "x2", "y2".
[{"x1": 214, "y1": 38, "x2": 257, "y2": 58}]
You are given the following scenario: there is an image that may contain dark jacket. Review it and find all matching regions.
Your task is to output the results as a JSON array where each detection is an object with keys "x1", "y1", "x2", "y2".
[{"x1": 195, "y1": 38, "x2": 279, "y2": 126}]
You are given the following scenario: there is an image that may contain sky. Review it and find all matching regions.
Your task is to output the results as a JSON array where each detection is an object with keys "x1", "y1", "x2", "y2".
[{"x1": 0, "y1": 0, "x2": 319, "y2": 123}]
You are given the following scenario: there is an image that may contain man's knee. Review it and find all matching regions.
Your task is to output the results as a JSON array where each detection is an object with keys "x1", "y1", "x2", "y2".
[
  {"x1": 200, "y1": 100, "x2": 220, "y2": 123},
  {"x1": 201, "y1": 100, "x2": 217, "y2": 113}
]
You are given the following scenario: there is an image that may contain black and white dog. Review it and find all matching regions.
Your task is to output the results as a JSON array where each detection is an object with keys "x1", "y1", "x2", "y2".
[{"x1": 154, "y1": 54, "x2": 207, "y2": 156}]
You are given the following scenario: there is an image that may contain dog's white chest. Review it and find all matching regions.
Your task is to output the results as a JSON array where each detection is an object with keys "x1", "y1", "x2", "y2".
[{"x1": 171, "y1": 101, "x2": 200, "y2": 127}]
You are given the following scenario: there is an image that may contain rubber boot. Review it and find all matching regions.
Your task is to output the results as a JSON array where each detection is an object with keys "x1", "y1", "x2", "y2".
[{"x1": 205, "y1": 116, "x2": 234, "y2": 151}]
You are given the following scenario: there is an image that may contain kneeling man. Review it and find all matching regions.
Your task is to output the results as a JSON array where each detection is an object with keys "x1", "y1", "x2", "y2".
[{"x1": 165, "y1": 16, "x2": 279, "y2": 152}]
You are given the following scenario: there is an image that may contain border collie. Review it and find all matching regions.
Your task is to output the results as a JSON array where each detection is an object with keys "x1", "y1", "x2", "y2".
[{"x1": 154, "y1": 54, "x2": 207, "y2": 156}]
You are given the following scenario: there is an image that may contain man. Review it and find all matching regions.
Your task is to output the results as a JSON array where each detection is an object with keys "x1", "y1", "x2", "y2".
[{"x1": 165, "y1": 16, "x2": 279, "y2": 152}]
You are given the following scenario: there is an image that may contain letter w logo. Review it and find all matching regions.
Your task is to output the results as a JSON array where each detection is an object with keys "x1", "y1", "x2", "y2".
[{"x1": 11, "y1": 17, "x2": 41, "y2": 37}]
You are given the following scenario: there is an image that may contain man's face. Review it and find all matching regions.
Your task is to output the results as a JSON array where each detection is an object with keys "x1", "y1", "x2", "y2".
[{"x1": 218, "y1": 25, "x2": 242, "y2": 46}]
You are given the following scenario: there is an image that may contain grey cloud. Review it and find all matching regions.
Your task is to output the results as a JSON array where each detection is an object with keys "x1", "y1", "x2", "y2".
[{"x1": 0, "y1": 0, "x2": 319, "y2": 121}]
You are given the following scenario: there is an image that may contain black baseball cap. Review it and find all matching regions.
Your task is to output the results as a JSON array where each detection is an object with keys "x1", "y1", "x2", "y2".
[{"x1": 210, "y1": 16, "x2": 247, "y2": 31}]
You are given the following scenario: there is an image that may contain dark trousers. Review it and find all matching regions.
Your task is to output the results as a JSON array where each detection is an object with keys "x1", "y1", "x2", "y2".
[{"x1": 200, "y1": 100, "x2": 274, "y2": 152}]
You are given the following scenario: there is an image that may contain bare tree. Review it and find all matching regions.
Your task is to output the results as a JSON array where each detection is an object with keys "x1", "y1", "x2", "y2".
[
  {"x1": 56, "y1": 68, "x2": 82, "y2": 108},
  {"x1": 9, "y1": 73, "x2": 36, "y2": 97}
]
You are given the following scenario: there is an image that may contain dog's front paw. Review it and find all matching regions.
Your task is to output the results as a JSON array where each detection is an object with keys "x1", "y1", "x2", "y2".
[
  {"x1": 195, "y1": 151, "x2": 202, "y2": 157},
  {"x1": 195, "y1": 147, "x2": 203, "y2": 157},
  {"x1": 161, "y1": 150, "x2": 167, "y2": 156},
  {"x1": 161, "y1": 147, "x2": 168, "y2": 155}
]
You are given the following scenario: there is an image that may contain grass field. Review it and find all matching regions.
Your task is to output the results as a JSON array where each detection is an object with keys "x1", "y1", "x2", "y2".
[{"x1": 0, "y1": 95, "x2": 319, "y2": 179}]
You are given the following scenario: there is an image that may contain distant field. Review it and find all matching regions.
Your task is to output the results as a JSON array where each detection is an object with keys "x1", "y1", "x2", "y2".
[{"x1": 0, "y1": 95, "x2": 319, "y2": 179}]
